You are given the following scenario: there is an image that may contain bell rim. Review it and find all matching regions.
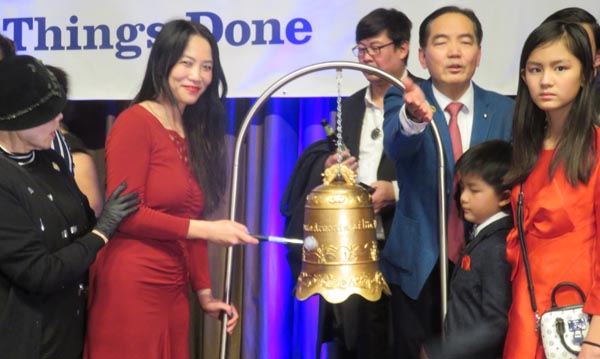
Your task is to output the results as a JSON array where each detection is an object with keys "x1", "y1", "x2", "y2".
[{"x1": 295, "y1": 278, "x2": 391, "y2": 304}]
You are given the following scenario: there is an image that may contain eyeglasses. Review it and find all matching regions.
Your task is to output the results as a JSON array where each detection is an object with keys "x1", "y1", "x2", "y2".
[{"x1": 352, "y1": 41, "x2": 395, "y2": 57}]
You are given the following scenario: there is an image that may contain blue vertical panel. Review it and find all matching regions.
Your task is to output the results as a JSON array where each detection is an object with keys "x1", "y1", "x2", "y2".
[
  {"x1": 227, "y1": 98, "x2": 261, "y2": 358},
  {"x1": 260, "y1": 98, "x2": 335, "y2": 359},
  {"x1": 230, "y1": 97, "x2": 339, "y2": 359},
  {"x1": 291, "y1": 295, "x2": 321, "y2": 359},
  {"x1": 245, "y1": 103, "x2": 263, "y2": 358},
  {"x1": 298, "y1": 98, "x2": 337, "y2": 152},
  {"x1": 292, "y1": 98, "x2": 337, "y2": 359},
  {"x1": 258, "y1": 98, "x2": 299, "y2": 359}
]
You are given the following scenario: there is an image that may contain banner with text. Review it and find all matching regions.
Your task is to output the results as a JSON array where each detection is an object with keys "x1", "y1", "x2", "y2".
[{"x1": 1, "y1": 0, "x2": 598, "y2": 99}]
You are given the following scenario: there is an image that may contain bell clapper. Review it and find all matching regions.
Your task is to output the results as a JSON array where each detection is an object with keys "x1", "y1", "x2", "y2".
[{"x1": 303, "y1": 236, "x2": 318, "y2": 251}]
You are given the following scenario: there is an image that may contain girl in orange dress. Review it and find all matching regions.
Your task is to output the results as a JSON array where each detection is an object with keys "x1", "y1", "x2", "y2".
[{"x1": 503, "y1": 21, "x2": 600, "y2": 358}]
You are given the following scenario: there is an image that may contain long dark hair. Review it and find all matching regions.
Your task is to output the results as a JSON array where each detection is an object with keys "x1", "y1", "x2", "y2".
[
  {"x1": 505, "y1": 21, "x2": 597, "y2": 187},
  {"x1": 543, "y1": 7, "x2": 600, "y2": 52},
  {"x1": 133, "y1": 19, "x2": 228, "y2": 214}
]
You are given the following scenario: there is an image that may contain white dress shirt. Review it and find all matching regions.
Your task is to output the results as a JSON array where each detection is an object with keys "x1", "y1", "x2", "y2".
[
  {"x1": 398, "y1": 82, "x2": 475, "y2": 155},
  {"x1": 358, "y1": 86, "x2": 385, "y2": 185},
  {"x1": 357, "y1": 70, "x2": 408, "y2": 239},
  {"x1": 472, "y1": 211, "x2": 509, "y2": 238},
  {"x1": 358, "y1": 69, "x2": 408, "y2": 201}
]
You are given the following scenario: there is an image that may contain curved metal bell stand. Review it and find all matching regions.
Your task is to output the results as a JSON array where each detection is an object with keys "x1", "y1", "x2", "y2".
[{"x1": 219, "y1": 61, "x2": 448, "y2": 358}]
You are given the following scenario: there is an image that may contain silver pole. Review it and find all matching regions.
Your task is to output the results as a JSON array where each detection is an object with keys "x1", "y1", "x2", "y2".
[
  {"x1": 432, "y1": 121, "x2": 448, "y2": 328},
  {"x1": 219, "y1": 61, "x2": 448, "y2": 358}
]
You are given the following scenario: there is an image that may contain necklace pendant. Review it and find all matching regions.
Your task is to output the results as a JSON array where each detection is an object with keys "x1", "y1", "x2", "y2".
[{"x1": 371, "y1": 128, "x2": 381, "y2": 140}]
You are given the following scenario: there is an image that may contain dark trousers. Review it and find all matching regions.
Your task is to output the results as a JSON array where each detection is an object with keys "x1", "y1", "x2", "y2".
[
  {"x1": 390, "y1": 262, "x2": 448, "y2": 359},
  {"x1": 317, "y1": 293, "x2": 392, "y2": 359}
]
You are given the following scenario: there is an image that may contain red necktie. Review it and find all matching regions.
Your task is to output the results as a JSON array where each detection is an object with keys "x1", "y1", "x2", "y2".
[{"x1": 446, "y1": 102, "x2": 464, "y2": 263}]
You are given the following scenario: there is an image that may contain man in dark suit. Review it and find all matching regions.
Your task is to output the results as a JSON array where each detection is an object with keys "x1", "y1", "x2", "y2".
[
  {"x1": 281, "y1": 8, "x2": 422, "y2": 359},
  {"x1": 381, "y1": 6, "x2": 514, "y2": 358}
]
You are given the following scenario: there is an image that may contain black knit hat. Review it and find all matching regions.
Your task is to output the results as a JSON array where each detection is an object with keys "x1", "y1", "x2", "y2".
[{"x1": 0, "y1": 55, "x2": 66, "y2": 131}]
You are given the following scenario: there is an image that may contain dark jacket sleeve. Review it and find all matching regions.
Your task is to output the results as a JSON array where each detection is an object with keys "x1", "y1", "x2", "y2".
[
  {"x1": 280, "y1": 139, "x2": 331, "y2": 238},
  {"x1": 383, "y1": 84, "x2": 430, "y2": 162},
  {"x1": 0, "y1": 182, "x2": 104, "y2": 296},
  {"x1": 280, "y1": 139, "x2": 331, "y2": 279}
]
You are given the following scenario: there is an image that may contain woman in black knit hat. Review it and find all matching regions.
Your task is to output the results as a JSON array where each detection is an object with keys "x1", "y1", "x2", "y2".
[{"x1": 0, "y1": 55, "x2": 139, "y2": 359}]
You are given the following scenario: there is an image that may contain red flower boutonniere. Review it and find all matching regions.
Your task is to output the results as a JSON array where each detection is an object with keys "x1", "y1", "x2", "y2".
[{"x1": 461, "y1": 255, "x2": 471, "y2": 271}]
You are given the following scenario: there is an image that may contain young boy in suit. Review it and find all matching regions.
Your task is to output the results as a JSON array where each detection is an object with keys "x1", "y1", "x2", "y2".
[{"x1": 422, "y1": 140, "x2": 513, "y2": 359}]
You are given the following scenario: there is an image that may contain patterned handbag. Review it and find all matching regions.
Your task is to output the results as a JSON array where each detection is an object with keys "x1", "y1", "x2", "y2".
[
  {"x1": 539, "y1": 282, "x2": 590, "y2": 358},
  {"x1": 516, "y1": 184, "x2": 590, "y2": 358}
]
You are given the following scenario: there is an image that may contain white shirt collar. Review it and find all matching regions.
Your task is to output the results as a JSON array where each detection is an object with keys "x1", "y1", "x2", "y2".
[
  {"x1": 365, "y1": 86, "x2": 378, "y2": 109},
  {"x1": 431, "y1": 82, "x2": 474, "y2": 115},
  {"x1": 473, "y1": 211, "x2": 509, "y2": 238}
]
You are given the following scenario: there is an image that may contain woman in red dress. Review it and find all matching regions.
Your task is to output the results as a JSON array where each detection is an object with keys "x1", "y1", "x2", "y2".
[
  {"x1": 85, "y1": 20, "x2": 258, "y2": 359},
  {"x1": 503, "y1": 21, "x2": 600, "y2": 358}
]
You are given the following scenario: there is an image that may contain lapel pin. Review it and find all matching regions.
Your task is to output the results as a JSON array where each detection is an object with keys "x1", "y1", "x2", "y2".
[
  {"x1": 52, "y1": 161, "x2": 61, "y2": 172},
  {"x1": 431, "y1": 106, "x2": 437, "y2": 113},
  {"x1": 27, "y1": 186, "x2": 34, "y2": 194}
]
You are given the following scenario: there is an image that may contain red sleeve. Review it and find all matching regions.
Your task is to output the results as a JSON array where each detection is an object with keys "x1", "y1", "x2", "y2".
[
  {"x1": 187, "y1": 239, "x2": 211, "y2": 290},
  {"x1": 105, "y1": 106, "x2": 190, "y2": 240},
  {"x1": 584, "y1": 136, "x2": 600, "y2": 314},
  {"x1": 505, "y1": 187, "x2": 521, "y2": 281}
]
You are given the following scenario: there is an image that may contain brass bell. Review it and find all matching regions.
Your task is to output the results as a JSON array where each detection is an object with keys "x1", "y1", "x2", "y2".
[{"x1": 295, "y1": 164, "x2": 391, "y2": 303}]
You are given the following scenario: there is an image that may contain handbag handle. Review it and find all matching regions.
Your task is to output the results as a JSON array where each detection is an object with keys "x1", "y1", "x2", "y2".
[
  {"x1": 550, "y1": 282, "x2": 587, "y2": 308},
  {"x1": 517, "y1": 183, "x2": 540, "y2": 325}
]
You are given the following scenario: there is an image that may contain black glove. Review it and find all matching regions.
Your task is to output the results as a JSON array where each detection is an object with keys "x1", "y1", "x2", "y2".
[{"x1": 94, "y1": 182, "x2": 139, "y2": 239}]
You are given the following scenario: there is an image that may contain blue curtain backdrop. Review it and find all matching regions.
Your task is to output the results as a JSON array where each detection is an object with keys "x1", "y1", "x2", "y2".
[{"x1": 225, "y1": 96, "x2": 339, "y2": 359}]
